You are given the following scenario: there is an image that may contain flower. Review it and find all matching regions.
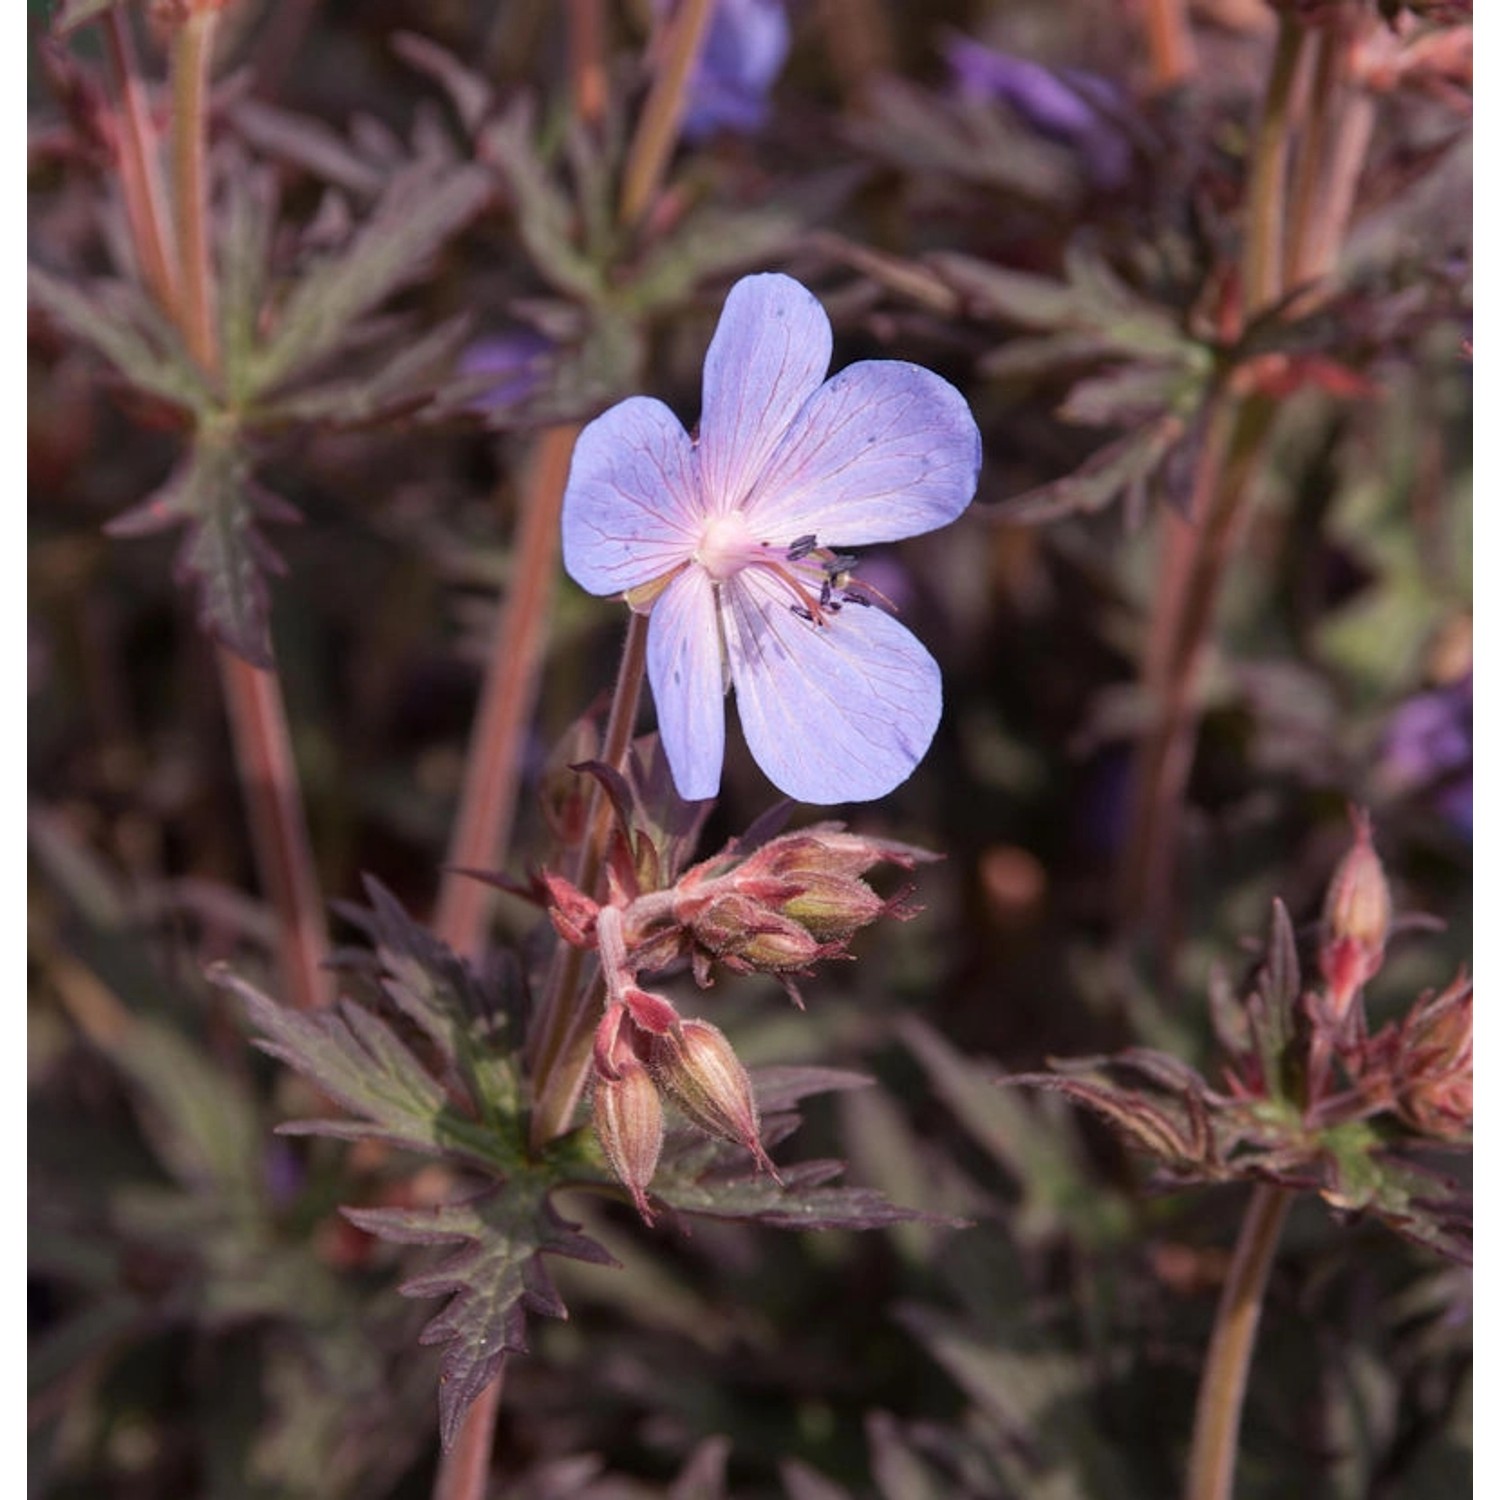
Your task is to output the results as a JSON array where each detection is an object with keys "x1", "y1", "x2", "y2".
[
  {"x1": 1381, "y1": 673, "x2": 1472, "y2": 839},
  {"x1": 943, "y1": 36, "x2": 1131, "y2": 189},
  {"x1": 561, "y1": 273, "x2": 981, "y2": 804},
  {"x1": 661, "y1": 0, "x2": 791, "y2": 141}
]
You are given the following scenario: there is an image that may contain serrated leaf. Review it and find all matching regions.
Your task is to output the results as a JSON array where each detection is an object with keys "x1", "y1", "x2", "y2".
[
  {"x1": 479, "y1": 100, "x2": 603, "y2": 301},
  {"x1": 29, "y1": 266, "x2": 212, "y2": 411},
  {"x1": 997, "y1": 417, "x2": 1185, "y2": 525},
  {"x1": 627, "y1": 201, "x2": 806, "y2": 311},
  {"x1": 253, "y1": 313, "x2": 477, "y2": 427},
  {"x1": 345, "y1": 1183, "x2": 618, "y2": 1449},
  {"x1": 358, "y1": 877, "x2": 525, "y2": 1125},
  {"x1": 249, "y1": 163, "x2": 491, "y2": 394},
  {"x1": 105, "y1": 424, "x2": 294, "y2": 667},
  {"x1": 651, "y1": 1155, "x2": 954, "y2": 1231},
  {"x1": 214, "y1": 966, "x2": 522, "y2": 1173}
]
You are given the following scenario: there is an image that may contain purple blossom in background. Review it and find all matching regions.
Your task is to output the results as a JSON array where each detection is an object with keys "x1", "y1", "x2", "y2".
[
  {"x1": 944, "y1": 35, "x2": 1132, "y2": 189},
  {"x1": 562, "y1": 273, "x2": 981, "y2": 804},
  {"x1": 460, "y1": 329, "x2": 552, "y2": 415},
  {"x1": 665, "y1": 0, "x2": 791, "y2": 141},
  {"x1": 1382, "y1": 675, "x2": 1472, "y2": 838}
]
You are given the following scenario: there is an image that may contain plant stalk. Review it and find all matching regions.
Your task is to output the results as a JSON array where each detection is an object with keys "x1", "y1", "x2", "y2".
[
  {"x1": 102, "y1": 9, "x2": 179, "y2": 311},
  {"x1": 1116, "y1": 14, "x2": 1308, "y2": 943},
  {"x1": 618, "y1": 0, "x2": 716, "y2": 230},
  {"x1": 170, "y1": 7, "x2": 220, "y2": 374},
  {"x1": 1184, "y1": 1185, "x2": 1293, "y2": 1500},
  {"x1": 526, "y1": 610, "x2": 651, "y2": 1150},
  {"x1": 432, "y1": 1362, "x2": 505, "y2": 1500},
  {"x1": 1141, "y1": 0, "x2": 1196, "y2": 90},
  {"x1": 164, "y1": 9, "x2": 331, "y2": 1010},
  {"x1": 567, "y1": 0, "x2": 609, "y2": 129},
  {"x1": 434, "y1": 425, "x2": 581, "y2": 955}
]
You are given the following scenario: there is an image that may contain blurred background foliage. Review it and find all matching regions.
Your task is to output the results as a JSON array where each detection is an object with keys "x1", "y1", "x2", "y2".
[{"x1": 29, "y1": 0, "x2": 1469, "y2": 1495}]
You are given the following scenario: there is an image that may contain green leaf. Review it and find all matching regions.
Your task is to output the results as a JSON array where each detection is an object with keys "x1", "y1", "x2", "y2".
[
  {"x1": 214, "y1": 966, "x2": 522, "y2": 1174},
  {"x1": 28, "y1": 266, "x2": 212, "y2": 412},
  {"x1": 478, "y1": 101, "x2": 603, "y2": 301},
  {"x1": 104, "y1": 422, "x2": 295, "y2": 668},
  {"x1": 354, "y1": 877, "x2": 525, "y2": 1126},
  {"x1": 253, "y1": 314, "x2": 478, "y2": 428},
  {"x1": 997, "y1": 418, "x2": 1186, "y2": 525},
  {"x1": 249, "y1": 163, "x2": 491, "y2": 394},
  {"x1": 345, "y1": 1183, "x2": 618, "y2": 1450}
]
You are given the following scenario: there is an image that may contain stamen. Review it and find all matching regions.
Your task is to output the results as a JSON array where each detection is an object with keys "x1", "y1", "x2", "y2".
[{"x1": 786, "y1": 533, "x2": 819, "y2": 561}]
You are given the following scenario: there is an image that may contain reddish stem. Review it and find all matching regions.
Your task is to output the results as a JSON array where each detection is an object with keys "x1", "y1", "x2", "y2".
[
  {"x1": 1141, "y1": 0, "x2": 1196, "y2": 90},
  {"x1": 434, "y1": 425, "x2": 580, "y2": 955},
  {"x1": 218, "y1": 650, "x2": 332, "y2": 1012},
  {"x1": 170, "y1": 8, "x2": 219, "y2": 375},
  {"x1": 567, "y1": 0, "x2": 608, "y2": 129},
  {"x1": 102, "y1": 9, "x2": 178, "y2": 311}
]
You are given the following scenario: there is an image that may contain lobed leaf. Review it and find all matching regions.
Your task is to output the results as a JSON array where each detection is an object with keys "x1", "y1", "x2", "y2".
[
  {"x1": 249, "y1": 163, "x2": 492, "y2": 394},
  {"x1": 105, "y1": 424, "x2": 296, "y2": 668},
  {"x1": 345, "y1": 1183, "x2": 618, "y2": 1449},
  {"x1": 213, "y1": 966, "x2": 519, "y2": 1174}
]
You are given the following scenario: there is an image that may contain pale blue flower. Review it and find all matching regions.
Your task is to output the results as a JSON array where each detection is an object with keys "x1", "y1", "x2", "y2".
[
  {"x1": 562, "y1": 274, "x2": 981, "y2": 804},
  {"x1": 663, "y1": 0, "x2": 791, "y2": 140}
]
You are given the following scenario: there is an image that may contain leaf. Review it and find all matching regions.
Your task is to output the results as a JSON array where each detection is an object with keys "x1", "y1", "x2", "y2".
[
  {"x1": 650, "y1": 1154, "x2": 955, "y2": 1232},
  {"x1": 253, "y1": 313, "x2": 479, "y2": 428},
  {"x1": 105, "y1": 423, "x2": 295, "y2": 667},
  {"x1": 357, "y1": 877, "x2": 525, "y2": 1125},
  {"x1": 213, "y1": 966, "x2": 523, "y2": 1174},
  {"x1": 249, "y1": 162, "x2": 492, "y2": 394},
  {"x1": 996, "y1": 417, "x2": 1186, "y2": 525},
  {"x1": 478, "y1": 100, "x2": 602, "y2": 302},
  {"x1": 28, "y1": 266, "x2": 212, "y2": 412},
  {"x1": 344, "y1": 1183, "x2": 618, "y2": 1449}
]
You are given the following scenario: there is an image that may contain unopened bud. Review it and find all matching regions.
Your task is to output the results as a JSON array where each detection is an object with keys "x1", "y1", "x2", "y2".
[
  {"x1": 778, "y1": 872, "x2": 888, "y2": 941},
  {"x1": 592, "y1": 1058, "x2": 664, "y2": 1223},
  {"x1": 1319, "y1": 810, "x2": 1391, "y2": 1018},
  {"x1": 539, "y1": 871, "x2": 599, "y2": 949},
  {"x1": 649, "y1": 1019, "x2": 778, "y2": 1177},
  {"x1": 761, "y1": 826, "x2": 930, "y2": 880},
  {"x1": 679, "y1": 891, "x2": 825, "y2": 972},
  {"x1": 1396, "y1": 981, "x2": 1473, "y2": 1140}
]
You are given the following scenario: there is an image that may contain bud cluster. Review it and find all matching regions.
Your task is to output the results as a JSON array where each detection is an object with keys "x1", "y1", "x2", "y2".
[{"x1": 531, "y1": 826, "x2": 931, "y2": 1220}]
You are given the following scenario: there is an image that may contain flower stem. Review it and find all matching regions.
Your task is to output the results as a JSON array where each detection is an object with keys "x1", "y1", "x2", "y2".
[
  {"x1": 1116, "y1": 14, "x2": 1308, "y2": 945},
  {"x1": 1141, "y1": 0, "x2": 1196, "y2": 90},
  {"x1": 101, "y1": 9, "x2": 178, "y2": 312},
  {"x1": 170, "y1": 6, "x2": 219, "y2": 375},
  {"x1": 527, "y1": 610, "x2": 651, "y2": 1150},
  {"x1": 432, "y1": 1361, "x2": 505, "y2": 1500},
  {"x1": 163, "y1": 8, "x2": 331, "y2": 1010},
  {"x1": 434, "y1": 425, "x2": 581, "y2": 955},
  {"x1": 618, "y1": 0, "x2": 716, "y2": 230},
  {"x1": 1185, "y1": 1185, "x2": 1293, "y2": 1500},
  {"x1": 218, "y1": 650, "x2": 332, "y2": 1012}
]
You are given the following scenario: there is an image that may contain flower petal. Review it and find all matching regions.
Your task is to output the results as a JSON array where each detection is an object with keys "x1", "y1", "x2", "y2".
[
  {"x1": 698, "y1": 274, "x2": 831, "y2": 515},
  {"x1": 741, "y1": 360, "x2": 981, "y2": 546},
  {"x1": 722, "y1": 572, "x2": 941, "y2": 804},
  {"x1": 562, "y1": 397, "x2": 702, "y2": 596},
  {"x1": 647, "y1": 566, "x2": 727, "y2": 801}
]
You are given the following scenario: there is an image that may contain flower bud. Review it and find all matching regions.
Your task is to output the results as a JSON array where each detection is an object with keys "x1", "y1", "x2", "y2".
[
  {"x1": 1395, "y1": 981, "x2": 1472, "y2": 1140},
  {"x1": 648, "y1": 1019, "x2": 778, "y2": 1177},
  {"x1": 592, "y1": 1057, "x2": 665, "y2": 1223},
  {"x1": 1319, "y1": 810, "x2": 1391, "y2": 1020},
  {"x1": 678, "y1": 890, "x2": 825, "y2": 972},
  {"x1": 777, "y1": 872, "x2": 889, "y2": 942}
]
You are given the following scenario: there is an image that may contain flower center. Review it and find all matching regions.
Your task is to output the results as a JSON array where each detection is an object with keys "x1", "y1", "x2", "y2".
[{"x1": 693, "y1": 518, "x2": 878, "y2": 629}]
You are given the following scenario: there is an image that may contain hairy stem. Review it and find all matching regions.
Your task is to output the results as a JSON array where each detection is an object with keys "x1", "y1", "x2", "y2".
[
  {"x1": 1185, "y1": 1185, "x2": 1293, "y2": 1500},
  {"x1": 527, "y1": 610, "x2": 651, "y2": 1149},
  {"x1": 165, "y1": 10, "x2": 331, "y2": 1009},
  {"x1": 170, "y1": 7, "x2": 219, "y2": 374},
  {"x1": 434, "y1": 425, "x2": 581, "y2": 955},
  {"x1": 218, "y1": 651, "x2": 332, "y2": 1011},
  {"x1": 1116, "y1": 15, "x2": 1308, "y2": 944},
  {"x1": 618, "y1": 0, "x2": 716, "y2": 229},
  {"x1": 102, "y1": 9, "x2": 178, "y2": 311},
  {"x1": 1141, "y1": 0, "x2": 1196, "y2": 90}
]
